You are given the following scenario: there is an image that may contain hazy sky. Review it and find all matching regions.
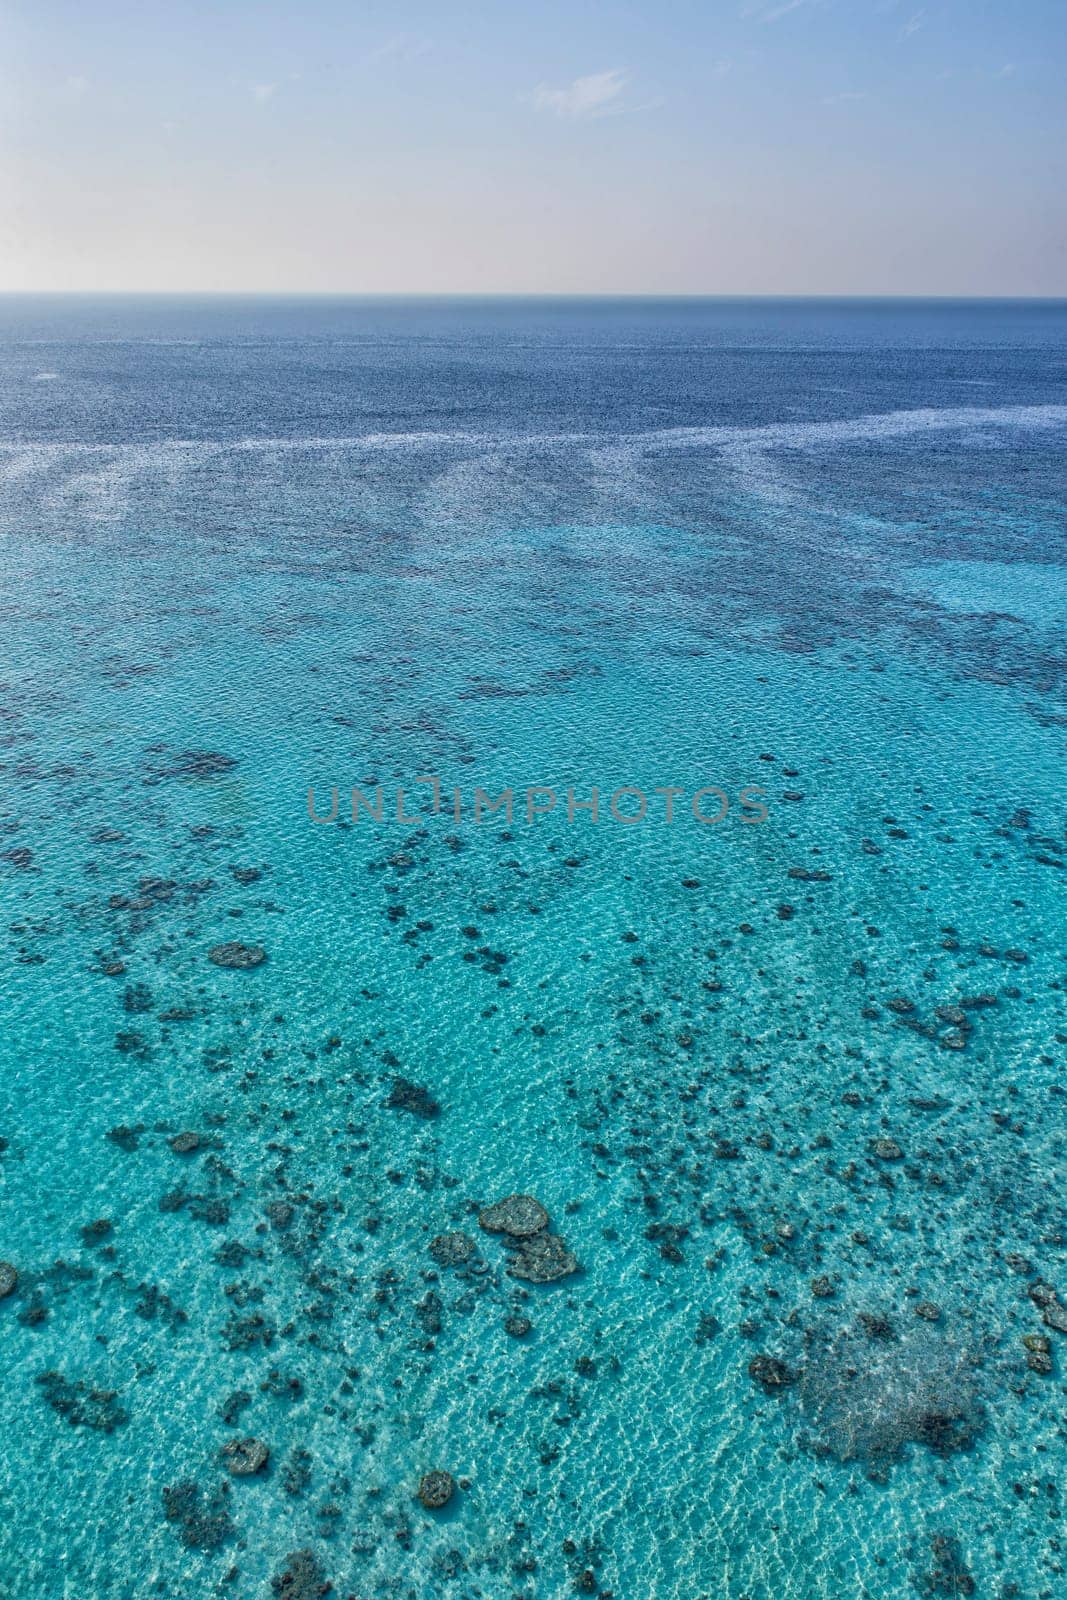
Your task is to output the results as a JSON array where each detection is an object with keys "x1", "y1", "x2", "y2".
[{"x1": 1, "y1": 0, "x2": 1064, "y2": 294}]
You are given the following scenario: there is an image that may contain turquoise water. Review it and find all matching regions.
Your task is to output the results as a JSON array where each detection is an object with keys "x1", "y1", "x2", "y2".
[{"x1": 0, "y1": 298, "x2": 1064, "y2": 1599}]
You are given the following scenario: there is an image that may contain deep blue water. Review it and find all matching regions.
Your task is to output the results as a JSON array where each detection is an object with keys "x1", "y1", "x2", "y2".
[{"x1": 0, "y1": 297, "x2": 1064, "y2": 1600}]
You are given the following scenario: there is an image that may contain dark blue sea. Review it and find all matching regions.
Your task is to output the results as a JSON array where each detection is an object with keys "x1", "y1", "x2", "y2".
[{"x1": 0, "y1": 296, "x2": 1064, "y2": 1600}]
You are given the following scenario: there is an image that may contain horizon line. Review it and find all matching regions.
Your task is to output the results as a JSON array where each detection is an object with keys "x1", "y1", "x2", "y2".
[{"x1": 1, "y1": 290, "x2": 1065, "y2": 304}]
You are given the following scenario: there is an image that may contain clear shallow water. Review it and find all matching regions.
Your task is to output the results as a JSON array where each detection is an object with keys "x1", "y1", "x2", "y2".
[{"x1": 0, "y1": 297, "x2": 1064, "y2": 1600}]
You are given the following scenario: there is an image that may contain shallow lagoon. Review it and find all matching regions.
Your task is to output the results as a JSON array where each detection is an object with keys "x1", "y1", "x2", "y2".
[{"x1": 0, "y1": 298, "x2": 1064, "y2": 1599}]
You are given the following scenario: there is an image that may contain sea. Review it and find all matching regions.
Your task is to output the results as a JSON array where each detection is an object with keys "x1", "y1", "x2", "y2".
[{"x1": 0, "y1": 295, "x2": 1064, "y2": 1600}]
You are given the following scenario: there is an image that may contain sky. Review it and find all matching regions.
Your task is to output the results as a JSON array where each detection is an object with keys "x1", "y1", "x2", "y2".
[{"x1": 0, "y1": 0, "x2": 1064, "y2": 295}]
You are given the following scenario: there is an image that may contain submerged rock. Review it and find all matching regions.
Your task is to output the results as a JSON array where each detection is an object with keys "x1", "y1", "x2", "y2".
[
  {"x1": 506, "y1": 1231, "x2": 579, "y2": 1283},
  {"x1": 0, "y1": 1262, "x2": 17, "y2": 1298},
  {"x1": 107, "y1": 1124, "x2": 143, "y2": 1152},
  {"x1": 36, "y1": 1371, "x2": 128, "y2": 1432},
  {"x1": 162, "y1": 1479, "x2": 235, "y2": 1552},
  {"x1": 208, "y1": 942, "x2": 266, "y2": 970},
  {"x1": 748, "y1": 1354, "x2": 795, "y2": 1392},
  {"x1": 417, "y1": 1470, "x2": 455, "y2": 1510},
  {"x1": 797, "y1": 1322, "x2": 982, "y2": 1465},
  {"x1": 478, "y1": 1194, "x2": 550, "y2": 1237},
  {"x1": 1032, "y1": 1283, "x2": 1067, "y2": 1334},
  {"x1": 917, "y1": 1533, "x2": 975, "y2": 1598},
  {"x1": 385, "y1": 1076, "x2": 440, "y2": 1119},
  {"x1": 694, "y1": 1312, "x2": 721, "y2": 1346},
  {"x1": 221, "y1": 1436, "x2": 270, "y2": 1476},
  {"x1": 169, "y1": 1131, "x2": 201, "y2": 1154},
  {"x1": 161, "y1": 750, "x2": 237, "y2": 779},
  {"x1": 478, "y1": 1193, "x2": 579, "y2": 1280},
  {"x1": 429, "y1": 1231, "x2": 476, "y2": 1266},
  {"x1": 1023, "y1": 1334, "x2": 1053, "y2": 1374},
  {"x1": 80, "y1": 1219, "x2": 113, "y2": 1246},
  {"x1": 1043, "y1": 1301, "x2": 1067, "y2": 1335},
  {"x1": 271, "y1": 1547, "x2": 331, "y2": 1600}
]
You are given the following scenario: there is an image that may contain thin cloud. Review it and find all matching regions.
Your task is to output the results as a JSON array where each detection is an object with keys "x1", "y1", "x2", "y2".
[
  {"x1": 367, "y1": 33, "x2": 432, "y2": 64},
  {"x1": 530, "y1": 68, "x2": 631, "y2": 120},
  {"x1": 900, "y1": 11, "x2": 925, "y2": 40},
  {"x1": 250, "y1": 83, "x2": 277, "y2": 103},
  {"x1": 823, "y1": 90, "x2": 868, "y2": 104},
  {"x1": 743, "y1": 0, "x2": 819, "y2": 22}
]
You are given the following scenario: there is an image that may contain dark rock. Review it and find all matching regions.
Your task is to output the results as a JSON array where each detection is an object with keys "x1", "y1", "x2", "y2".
[
  {"x1": 1042, "y1": 1300, "x2": 1067, "y2": 1335},
  {"x1": 36, "y1": 1371, "x2": 128, "y2": 1432},
  {"x1": 215, "y1": 1240, "x2": 249, "y2": 1269},
  {"x1": 221, "y1": 1436, "x2": 270, "y2": 1476},
  {"x1": 220, "y1": 1390, "x2": 252, "y2": 1426},
  {"x1": 282, "y1": 1447, "x2": 313, "y2": 1497},
  {"x1": 123, "y1": 982, "x2": 154, "y2": 1014},
  {"x1": 162, "y1": 1479, "x2": 235, "y2": 1552},
  {"x1": 80, "y1": 1218, "x2": 113, "y2": 1246},
  {"x1": 107, "y1": 1124, "x2": 142, "y2": 1152},
  {"x1": 429, "y1": 1231, "x2": 475, "y2": 1266},
  {"x1": 415, "y1": 1288, "x2": 442, "y2": 1336},
  {"x1": 0, "y1": 1262, "x2": 17, "y2": 1298},
  {"x1": 1027, "y1": 1279, "x2": 1057, "y2": 1307},
  {"x1": 917, "y1": 1533, "x2": 975, "y2": 1597},
  {"x1": 694, "y1": 1312, "x2": 720, "y2": 1345},
  {"x1": 385, "y1": 1076, "x2": 440, "y2": 1119},
  {"x1": 798, "y1": 1323, "x2": 981, "y2": 1464},
  {"x1": 858, "y1": 1312, "x2": 895, "y2": 1341},
  {"x1": 504, "y1": 1313, "x2": 532, "y2": 1338},
  {"x1": 748, "y1": 1354, "x2": 795, "y2": 1392},
  {"x1": 271, "y1": 1548, "x2": 331, "y2": 1600},
  {"x1": 134, "y1": 1281, "x2": 188, "y2": 1329},
  {"x1": 1024, "y1": 1334, "x2": 1053, "y2": 1374},
  {"x1": 417, "y1": 1470, "x2": 455, "y2": 1510},
  {"x1": 869, "y1": 1138, "x2": 904, "y2": 1161},
  {"x1": 162, "y1": 750, "x2": 237, "y2": 779},
  {"x1": 506, "y1": 1231, "x2": 579, "y2": 1283},
  {"x1": 169, "y1": 1131, "x2": 201, "y2": 1154},
  {"x1": 208, "y1": 942, "x2": 266, "y2": 970},
  {"x1": 478, "y1": 1194, "x2": 550, "y2": 1237}
]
